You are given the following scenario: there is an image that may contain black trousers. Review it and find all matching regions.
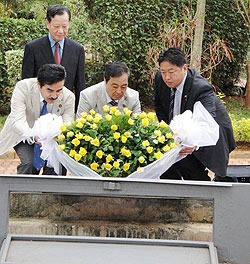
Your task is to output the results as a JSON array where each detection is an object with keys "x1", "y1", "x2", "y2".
[
  {"x1": 14, "y1": 141, "x2": 66, "y2": 176},
  {"x1": 160, "y1": 154, "x2": 211, "y2": 181}
]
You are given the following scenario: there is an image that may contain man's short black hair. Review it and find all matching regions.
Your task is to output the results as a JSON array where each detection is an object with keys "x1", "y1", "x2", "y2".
[
  {"x1": 46, "y1": 4, "x2": 71, "y2": 22},
  {"x1": 104, "y1": 61, "x2": 130, "y2": 83},
  {"x1": 158, "y1": 47, "x2": 187, "y2": 68},
  {"x1": 37, "y1": 64, "x2": 66, "y2": 87}
]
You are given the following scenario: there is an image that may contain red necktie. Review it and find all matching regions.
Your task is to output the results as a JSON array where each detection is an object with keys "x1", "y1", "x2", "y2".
[
  {"x1": 110, "y1": 100, "x2": 118, "y2": 106},
  {"x1": 54, "y1": 42, "x2": 61, "y2": 65}
]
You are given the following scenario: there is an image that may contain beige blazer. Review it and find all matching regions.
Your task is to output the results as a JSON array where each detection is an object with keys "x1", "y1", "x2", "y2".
[
  {"x1": 76, "y1": 81, "x2": 141, "y2": 118},
  {"x1": 0, "y1": 78, "x2": 75, "y2": 155}
]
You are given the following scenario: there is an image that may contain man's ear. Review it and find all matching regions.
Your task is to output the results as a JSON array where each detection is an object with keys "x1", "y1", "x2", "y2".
[
  {"x1": 37, "y1": 80, "x2": 41, "y2": 89},
  {"x1": 183, "y1": 64, "x2": 188, "y2": 72},
  {"x1": 104, "y1": 78, "x2": 107, "y2": 84},
  {"x1": 45, "y1": 19, "x2": 50, "y2": 30}
]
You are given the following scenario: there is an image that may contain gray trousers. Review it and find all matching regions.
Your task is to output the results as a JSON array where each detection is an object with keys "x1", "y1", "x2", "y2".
[{"x1": 14, "y1": 141, "x2": 57, "y2": 175}]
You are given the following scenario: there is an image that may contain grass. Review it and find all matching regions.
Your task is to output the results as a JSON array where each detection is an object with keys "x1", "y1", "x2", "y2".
[
  {"x1": 224, "y1": 98, "x2": 250, "y2": 120},
  {"x1": 0, "y1": 115, "x2": 7, "y2": 131}
]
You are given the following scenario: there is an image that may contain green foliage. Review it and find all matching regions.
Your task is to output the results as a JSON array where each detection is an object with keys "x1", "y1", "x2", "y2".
[
  {"x1": 5, "y1": 49, "x2": 24, "y2": 86},
  {"x1": 204, "y1": 0, "x2": 250, "y2": 92}
]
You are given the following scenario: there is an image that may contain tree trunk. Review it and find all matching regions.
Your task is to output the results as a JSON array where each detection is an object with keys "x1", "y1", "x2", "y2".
[
  {"x1": 245, "y1": 59, "x2": 250, "y2": 108},
  {"x1": 190, "y1": 0, "x2": 206, "y2": 72}
]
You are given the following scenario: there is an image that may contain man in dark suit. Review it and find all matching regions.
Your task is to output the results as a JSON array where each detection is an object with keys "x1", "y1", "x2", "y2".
[
  {"x1": 154, "y1": 47, "x2": 236, "y2": 182},
  {"x1": 22, "y1": 4, "x2": 85, "y2": 111}
]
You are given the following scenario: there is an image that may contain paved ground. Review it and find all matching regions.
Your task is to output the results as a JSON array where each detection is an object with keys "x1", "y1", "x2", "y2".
[{"x1": 0, "y1": 148, "x2": 249, "y2": 175}]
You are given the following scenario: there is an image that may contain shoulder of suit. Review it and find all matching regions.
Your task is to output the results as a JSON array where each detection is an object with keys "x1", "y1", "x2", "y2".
[
  {"x1": 25, "y1": 35, "x2": 48, "y2": 47},
  {"x1": 65, "y1": 38, "x2": 84, "y2": 50},
  {"x1": 126, "y1": 87, "x2": 139, "y2": 97},
  {"x1": 80, "y1": 81, "x2": 104, "y2": 96},
  {"x1": 62, "y1": 86, "x2": 75, "y2": 98}
]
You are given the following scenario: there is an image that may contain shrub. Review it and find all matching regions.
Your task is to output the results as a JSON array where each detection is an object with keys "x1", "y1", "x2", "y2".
[{"x1": 5, "y1": 49, "x2": 24, "y2": 86}]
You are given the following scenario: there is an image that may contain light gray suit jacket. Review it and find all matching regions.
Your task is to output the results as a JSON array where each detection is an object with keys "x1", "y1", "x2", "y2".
[
  {"x1": 76, "y1": 81, "x2": 141, "y2": 118},
  {"x1": 0, "y1": 78, "x2": 75, "y2": 155}
]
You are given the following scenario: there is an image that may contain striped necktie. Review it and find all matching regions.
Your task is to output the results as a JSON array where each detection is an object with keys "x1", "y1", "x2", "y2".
[
  {"x1": 169, "y1": 88, "x2": 176, "y2": 122},
  {"x1": 32, "y1": 100, "x2": 48, "y2": 171},
  {"x1": 110, "y1": 100, "x2": 118, "y2": 106}
]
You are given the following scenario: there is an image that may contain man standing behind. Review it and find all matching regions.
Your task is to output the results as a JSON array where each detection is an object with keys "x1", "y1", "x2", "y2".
[
  {"x1": 0, "y1": 64, "x2": 75, "y2": 175},
  {"x1": 154, "y1": 47, "x2": 236, "y2": 182},
  {"x1": 22, "y1": 4, "x2": 85, "y2": 111},
  {"x1": 76, "y1": 61, "x2": 141, "y2": 117}
]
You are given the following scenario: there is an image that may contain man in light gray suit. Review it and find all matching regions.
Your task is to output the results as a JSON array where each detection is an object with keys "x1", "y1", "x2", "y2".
[
  {"x1": 0, "y1": 64, "x2": 75, "y2": 175},
  {"x1": 76, "y1": 61, "x2": 141, "y2": 118}
]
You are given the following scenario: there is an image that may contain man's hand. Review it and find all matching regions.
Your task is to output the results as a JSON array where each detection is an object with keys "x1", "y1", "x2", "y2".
[
  {"x1": 34, "y1": 136, "x2": 41, "y2": 146},
  {"x1": 179, "y1": 146, "x2": 196, "y2": 156}
]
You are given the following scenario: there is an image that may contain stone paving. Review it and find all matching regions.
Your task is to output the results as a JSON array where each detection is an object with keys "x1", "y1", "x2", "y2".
[{"x1": 0, "y1": 148, "x2": 249, "y2": 175}]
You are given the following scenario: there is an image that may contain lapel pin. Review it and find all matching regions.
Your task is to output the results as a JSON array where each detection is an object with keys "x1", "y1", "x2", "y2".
[
  {"x1": 59, "y1": 104, "x2": 62, "y2": 108},
  {"x1": 184, "y1": 95, "x2": 188, "y2": 101}
]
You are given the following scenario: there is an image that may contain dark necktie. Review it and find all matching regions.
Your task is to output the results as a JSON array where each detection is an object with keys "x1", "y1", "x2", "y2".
[
  {"x1": 32, "y1": 100, "x2": 48, "y2": 171},
  {"x1": 110, "y1": 100, "x2": 118, "y2": 106},
  {"x1": 54, "y1": 42, "x2": 61, "y2": 65},
  {"x1": 169, "y1": 88, "x2": 176, "y2": 122}
]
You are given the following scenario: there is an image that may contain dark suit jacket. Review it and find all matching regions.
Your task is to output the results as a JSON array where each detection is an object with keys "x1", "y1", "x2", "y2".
[
  {"x1": 21, "y1": 35, "x2": 85, "y2": 110},
  {"x1": 154, "y1": 68, "x2": 236, "y2": 177}
]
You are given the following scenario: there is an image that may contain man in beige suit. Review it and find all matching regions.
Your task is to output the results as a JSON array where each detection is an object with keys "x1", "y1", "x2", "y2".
[
  {"x1": 0, "y1": 64, "x2": 75, "y2": 175},
  {"x1": 76, "y1": 61, "x2": 141, "y2": 118}
]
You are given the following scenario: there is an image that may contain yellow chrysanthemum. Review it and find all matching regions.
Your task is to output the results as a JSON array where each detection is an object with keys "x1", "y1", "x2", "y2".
[
  {"x1": 64, "y1": 121, "x2": 72, "y2": 127},
  {"x1": 83, "y1": 135, "x2": 91, "y2": 141},
  {"x1": 137, "y1": 167, "x2": 143, "y2": 171},
  {"x1": 110, "y1": 106, "x2": 117, "y2": 114},
  {"x1": 121, "y1": 135, "x2": 127, "y2": 143},
  {"x1": 162, "y1": 145, "x2": 170, "y2": 152},
  {"x1": 69, "y1": 149, "x2": 76, "y2": 157},
  {"x1": 60, "y1": 125, "x2": 67, "y2": 132},
  {"x1": 166, "y1": 133, "x2": 173, "y2": 139},
  {"x1": 123, "y1": 163, "x2": 130, "y2": 172},
  {"x1": 113, "y1": 161, "x2": 120, "y2": 168},
  {"x1": 72, "y1": 138, "x2": 80, "y2": 147},
  {"x1": 159, "y1": 120, "x2": 168, "y2": 128},
  {"x1": 147, "y1": 112, "x2": 155, "y2": 121},
  {"x1": 111, "y1": 124, "x2": 118, "y2": 130},
  {"x1": 141, "y1": 118, "x2": 149, "y2": 127},
  {"x1": 76, "y1": 133, "x2": 83, "y2": 140},
  {"x1": 58, "y1": 144, "x2": 65, "y2": 151},
  {"x1": 104, "y1": 163, "x2": 112, "y2": 171},
  {"x1": 128, "y1": 118, "x2": 134, "y2": 125},
  {"x1": 123, "y1": 108, "x2": 132, "y2": 116},
  {"x1": 158, "y1": 135, "x2": 165, "y2": 143},
  {"x1": 90, "y1": 162, "x2": 99, "y2": 171},
  {"x1": 138, "y1": 156, "x2": 145, "y2": 163},
  {"x1": 113, "y1": 132, "x2": 120, "y2": 140},
  {"x1": 74, "y1": 153, "x2": 82, "y2": 162},
  {"x1": 91, "y1": 138, "x2": 100, "y2": 147},
  {"x1": 81, "y1": 118, "x2": 86, "y2": 124},
  {"x1": 170, "y1": 142, "x2": 177, "y2": 149},
  {"x1": 105, "y1": 114, "x2": 112, "y2": 121},
  {"x1": 81, "y1": 112, "x2": 87, "y2": 118},
  {"x1": 146, "y1": 146, "x2": 153, "y2": 154},
  {"x1": 91, "y1": 123, "x2": 98, "y2": 129},
  {"x1": 79, "y1": 147, "x2": 87, "y2": 156},
  {"x1": 124, "y1": 131, "x2": 131, "y2": 138},
  {"x1": 58, "y1": 133, "x2": 65, "y2": 140},
  {"x1": 103, "y1": 105, "x2": 110, "y2": 113},
  {"x1": 76, "y1": 122, "x2": 83, "y2": 129},
  {"x1": 154, "y1": 151, "x2": 163, "y2": 160},
  {"x1": 106, "y1": 154, "x2": 113, "y2": 163},
  {"x1": 121, "y1": 148, "x2": 131, "y2": 157},
  {"x1": 93, "y1": 117, "x2": 101, "y2": 123},
  {"x1": 95, "y1": 113, "x2": 102, "y2": 119},
  {"x1": 67, "y1": 131, "x2": 74, "y2": 137},
  {"x1": 114, "y1": 110, "x2": 121, "y2": 116},
  {"x1": 140, "y1": 112, "x2": 147, "y2": 119},
  {"x1": 142, "y1": 140, "x2": 150, "y2": 147},
  {"x1": 133, "y1": 113, "x2": 138, "y2": 118},
  {"x1": 96, "y1": 150, "x2": 103, "y2": 159},
  {"x1": 154, "y1": 130, "x2": 162, "y2": 137},
  {"x1": 87, "y1": 115, "x2": 93, "y2": 122},
  {"x1": 89, "y1": 109, "x2": 96, "y2": 115}
]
